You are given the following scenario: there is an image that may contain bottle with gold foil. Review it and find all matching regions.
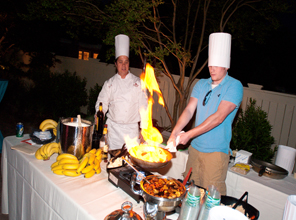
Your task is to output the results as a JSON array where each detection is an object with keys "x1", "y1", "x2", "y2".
[{"x1": 100, "y1": 124, "x2": 109, "y2": 162}]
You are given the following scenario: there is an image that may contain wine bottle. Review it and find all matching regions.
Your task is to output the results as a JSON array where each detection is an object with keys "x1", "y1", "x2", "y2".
[{"x1": 100, "y1": 124, "x2": 109, "y2": 162}]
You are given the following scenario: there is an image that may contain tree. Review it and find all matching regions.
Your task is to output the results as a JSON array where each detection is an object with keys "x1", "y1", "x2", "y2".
[{"x1": 23, "y1": 0, "x2": 292, "y2": 128}]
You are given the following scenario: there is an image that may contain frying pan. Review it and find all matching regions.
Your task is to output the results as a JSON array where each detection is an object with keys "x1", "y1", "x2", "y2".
[
  {"x1": 251, "y1": 158, "x2": 288, "y2": 179},
  {"x1": 129, "y1": 148, "x2": 173, "y2": 169},
  {"x1": 109, "y1": 144, "x2": 173, "y2": 169},
  {"x1": 221, "y1": 195, "x2": 259, "y2": 220}
]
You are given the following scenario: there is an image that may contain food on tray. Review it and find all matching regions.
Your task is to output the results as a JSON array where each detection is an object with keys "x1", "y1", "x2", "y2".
[
  {"x1": 143, "y1": 176, "x2": 185, "y2": 199},
  {"x1": 129, "y1": 145, "x2": 170, "y2": 163},
  {"x1": 39, "y1": 119, "x2": 58, "y2": 136},
  {"x1": 35, "y1": 142, "x2": 61, "y2": 160},
  {"x1": 51, "y1": 149, "x2": 102, "y2": 178},
  {"x1": 230, "y1": 163, "x2": 252, "y2": 175}
]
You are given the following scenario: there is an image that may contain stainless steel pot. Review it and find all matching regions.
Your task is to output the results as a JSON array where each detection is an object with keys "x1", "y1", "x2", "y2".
[
  {"x1": 130, "y1": 175, "x2": 186, "y2": 212},
  {"x1": 251, "y1": 158, "x2": 288, "y2": 179},
  {"x1": 58, "y1": 117, "x2": 94, "y2": 159}
]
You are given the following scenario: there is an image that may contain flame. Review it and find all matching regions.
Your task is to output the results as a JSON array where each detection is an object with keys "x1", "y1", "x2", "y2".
[
  {"x1": 125, "y1": 63, "x2": 168, "y2": 163},
  {"x1": 140, "y1": 63, "x2": 164, "y2": 146}
]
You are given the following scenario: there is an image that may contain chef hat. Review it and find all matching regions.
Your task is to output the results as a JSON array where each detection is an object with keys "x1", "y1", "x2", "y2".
[
  {"x1": 115, "y1": 34, "x2": 130, "y2": 59},
  {"x1": 208, "y1": 32, "x2": 231, "y2": 68}
]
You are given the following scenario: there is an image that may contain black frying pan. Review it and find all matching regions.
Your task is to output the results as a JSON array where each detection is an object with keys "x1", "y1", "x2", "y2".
[{"x1": 221, "y1": 195, "x2": 259, "y2": 220}]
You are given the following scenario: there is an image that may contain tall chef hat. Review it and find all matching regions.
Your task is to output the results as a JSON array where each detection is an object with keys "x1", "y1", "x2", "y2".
[
  {"x1": 208, "y1": 32, "x2": 231, "y2": 68},
  {"x1": 115, "y1": 34, "x2": 130, "y2": 59}
]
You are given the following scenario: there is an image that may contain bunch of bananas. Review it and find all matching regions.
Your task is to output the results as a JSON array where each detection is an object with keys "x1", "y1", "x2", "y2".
[
  {"x1": 51, "y1": 149, "x2": 102, "y2": 178},
  {"x1": 35, "y1": 142, "x2": 61, "y2": 160},
  {"x1": 39, "y1": 119, "x2": 58, "y2": 136}
]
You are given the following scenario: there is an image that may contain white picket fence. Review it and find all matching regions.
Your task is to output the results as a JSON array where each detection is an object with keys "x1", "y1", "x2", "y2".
[{"x1": 52, "y1": 56, "x2": 296, "y2": 149}]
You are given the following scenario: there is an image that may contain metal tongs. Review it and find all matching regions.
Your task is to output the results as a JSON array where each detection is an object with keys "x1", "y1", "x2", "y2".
[{"x1": 121, "y1": 156, "x2": 151, "y2": 184}]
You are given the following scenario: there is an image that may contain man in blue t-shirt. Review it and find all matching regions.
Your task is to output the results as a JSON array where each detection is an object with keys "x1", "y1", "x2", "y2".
[{"x1": 167, "y1": 33, "x2": 243, "y2": 195}]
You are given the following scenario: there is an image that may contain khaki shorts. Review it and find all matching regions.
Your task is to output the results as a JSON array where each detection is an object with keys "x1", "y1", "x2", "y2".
[{"x1": 184, "y1": 146, "x2": 229, "y2": 195}]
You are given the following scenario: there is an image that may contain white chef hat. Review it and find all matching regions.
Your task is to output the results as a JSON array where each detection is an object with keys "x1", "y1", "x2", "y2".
[
  {"x1": 208, "y1": 32, "x2": 231, "y2": 68},
  {"x1": 115, "y1": 34, "x2": 130, "y2": 59}
]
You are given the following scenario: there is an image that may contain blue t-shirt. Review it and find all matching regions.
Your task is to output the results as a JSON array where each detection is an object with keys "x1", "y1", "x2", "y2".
[{"x1": 190, "y1": 73, "x2": 243, "y2": 154}]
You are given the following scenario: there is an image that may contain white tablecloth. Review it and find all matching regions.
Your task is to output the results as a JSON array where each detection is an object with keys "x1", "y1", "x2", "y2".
[
  {"x1": 2, "y1": 135, "x2": 296, "y2": 220},
  {"x1": 157, "y1": 150, "x2": 296, "y2": 220},
  {"x1": 1, "y1": 135, "x2": 145, "y2": 220}
]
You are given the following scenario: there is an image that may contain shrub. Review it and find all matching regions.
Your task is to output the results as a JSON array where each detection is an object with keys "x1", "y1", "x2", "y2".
[
  {"x1": 231, "y1": 98, "x2": 276, "y2": 162},
  {"x1": 87, "y1": 83, "x2": 102, "y2": 116}
]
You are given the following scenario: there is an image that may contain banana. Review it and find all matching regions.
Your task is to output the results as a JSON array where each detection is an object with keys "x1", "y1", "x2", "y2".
[
  {"x1": 39, "y1": 145, "x2": 49, "y2": 160},
  {"x1": 59, "y1": 158, "x2": 79, "y2": 165},
  {"x1": 39, "y1": 119, "x2": 58, "y2": 130},
  {"x1": 53, "y1": 128, "x2": 57, "y2": 136},
  {"x1": 63, "y1": 163, "x2": 79, "y2": 170},
  {"x1": 51, "y1": 161, "x2": 60, "y2": 169},
  {"x1": 81, "y1": 164, "x2": 95, "y2": 174},
  {"x1": 52, "y1": 164, "x2": 64, "y2": 171},
  {"x1": 93, "y1": 158, "x2": 100, "y2": 171},
  {"x1": 41, "y1": 123, "x2": 56, "y2": 132},
  {"x1": 56, "y1": 153, "x2": 77, "y2": 161},
  {"x1": 96, "y1": 154, "x2": 102, "y2": 162},
  {"x1": 76, "y1": 155, "x2": 89, "y2": 173},
  {"x1": 84, "y1": 169, "x2": 96, "y2": 178},
  {"x1": 35, "y1": 148, "x2": 44, "y2": 160},
  {"x1": 53, "y1": 169, "x2": 64, "y2": 175},
  {"x1": 45, "y1": 142, "x2": 59, "y2": 156},
  {"x1": 95, "y1": 166, "x2": 101, "y2": 174},
  {"x1": 45, "y1": 142, "x2": 59, "y2": 154},
  {"x1": 63, "y1": 170, "x2": 81, "y2": 177},
  {"x1": 95, "y1": 148, "x2": 102, "y2": 157},
  {"x1": 47, "y1": 147, "x2": 60, "y2": 158},
  {"x1": 88, "y1": 153, "x2": 96, "y2": 165},
  {"x1": 89, "y1": 148, "x2": 97, "y2": 154}
]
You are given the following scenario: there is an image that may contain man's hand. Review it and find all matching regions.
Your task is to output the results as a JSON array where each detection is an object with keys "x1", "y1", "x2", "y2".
[{"x1": 178, "y1": 131, "x2": 191, "y2": 145}]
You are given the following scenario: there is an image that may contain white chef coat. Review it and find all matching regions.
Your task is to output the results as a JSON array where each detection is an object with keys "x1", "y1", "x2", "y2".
[{"x1": 95, "y1": 71, "x2": 148, "y2": 150}]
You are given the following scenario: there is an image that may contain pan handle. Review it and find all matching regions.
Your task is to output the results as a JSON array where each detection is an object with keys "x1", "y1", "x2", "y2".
[
  {"x1": 258, "y1": 166, "x2": 266, "y2": 177},
  {"x1": 232, "y1": 191, "x2": 248, "y2": 210}
]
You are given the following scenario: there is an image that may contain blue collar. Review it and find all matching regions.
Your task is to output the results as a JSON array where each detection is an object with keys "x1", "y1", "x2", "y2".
[{"x1": 207, "y1": 72, "x2": 229, "y2": 87}]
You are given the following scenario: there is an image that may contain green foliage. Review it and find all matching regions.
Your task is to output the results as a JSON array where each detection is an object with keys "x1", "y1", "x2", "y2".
[
  {"x1": 231, "y1": 98, "x2": 276, "y2": 162},
  {"x1": 87, "y1": 83, "x2": 102, "y2": 116},
  {"x1": 26, "y1": 68, "x2": 87, "y2": 119},
  {"x1": 49, "y1": 70, "x2": 88, "y2": 118}
]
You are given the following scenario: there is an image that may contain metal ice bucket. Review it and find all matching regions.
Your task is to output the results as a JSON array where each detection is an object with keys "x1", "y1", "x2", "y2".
[{"x1": 58, "y1": 117, "x2": 94, "y2": 159}]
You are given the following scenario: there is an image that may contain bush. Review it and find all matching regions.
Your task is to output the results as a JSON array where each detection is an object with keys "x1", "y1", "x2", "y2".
[
  {"x1": 87, "y1": 83, "x2": 102, "y2": 116},
  {"x1": 27, "y1": 69, "x2": 87, "y2": 119},
  {"x1": 231, "y1": 98, "x2": 276, "y2": 162}
]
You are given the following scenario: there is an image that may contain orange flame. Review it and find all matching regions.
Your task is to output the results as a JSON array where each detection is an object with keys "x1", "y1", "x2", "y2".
[
  {"x1": 124, "y1": 63, "x2": 168, "y2": 163},
  {"x1": 140, "y1": 63, "x2": 164, "y2": 146}
]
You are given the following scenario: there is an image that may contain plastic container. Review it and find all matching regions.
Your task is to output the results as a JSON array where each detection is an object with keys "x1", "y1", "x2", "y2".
[
  {"x1": 178, "y1": 185, "x2": 201, "y2": 220},
  {"x1": 197, "y1": 185, "x2": 221, "y2": 220}
]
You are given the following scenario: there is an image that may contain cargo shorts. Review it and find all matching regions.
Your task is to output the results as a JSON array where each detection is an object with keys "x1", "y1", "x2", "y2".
[{"x1": 184, "y1": 146, "x2": 229, "y2": 195}]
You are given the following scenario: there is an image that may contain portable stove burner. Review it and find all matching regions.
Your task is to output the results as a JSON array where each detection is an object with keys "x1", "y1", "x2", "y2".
[{"x1": 107, "y1": 165, "x2": 152, "y2": 203}]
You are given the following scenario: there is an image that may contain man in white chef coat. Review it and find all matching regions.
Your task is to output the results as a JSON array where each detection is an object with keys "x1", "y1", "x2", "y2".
[{"x1": 95, "y1": 34, "x2": 148, "y2": 150}]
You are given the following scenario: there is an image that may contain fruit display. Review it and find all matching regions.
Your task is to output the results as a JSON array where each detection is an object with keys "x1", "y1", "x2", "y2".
[
  {"x1": 51, "y1": 149, "x2": 102, "y2": 178},
  {"x1": 35, "y1": 142, "x2": 61, "y2": 160},
  {"x1": 39, "y1": 119, "x2": 58, "y2": 136}
]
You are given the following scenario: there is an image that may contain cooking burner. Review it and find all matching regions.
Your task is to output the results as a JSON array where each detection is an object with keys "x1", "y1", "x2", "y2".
[
  {"x1": 107, "y1": 165, "x2": 152, "y2": 203},
  {"x1": 119, "y1": 171, "x2": 134, "y2": 182}
]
